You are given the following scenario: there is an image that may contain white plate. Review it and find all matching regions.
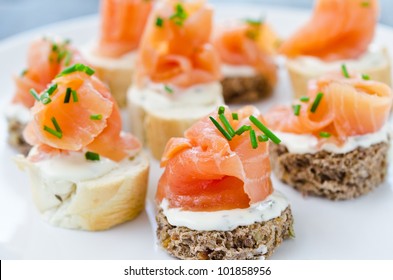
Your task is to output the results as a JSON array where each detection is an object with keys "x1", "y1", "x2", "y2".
[{"x1": 1, "y1": 2, "x2": 393, "y2": 260}]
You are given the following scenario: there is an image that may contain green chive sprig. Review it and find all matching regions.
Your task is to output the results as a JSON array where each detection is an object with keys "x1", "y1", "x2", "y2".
[
  {"x1": 249, "y1": 115, "x2": 281, "y2": 144},
  {"x1": 319, "y1": 132, "x2": 331, "y2": 138},
  {"x1": 29, "y1": 89, "x2": 40, "y2": 101},
  {"x1": 156, "y1": 17, "x2": 164, "y2": 27},
  {"x1": 258, "y1": 135, "x2": 269, "y2": 142},
  {"x1": 362, "y1": 74, "x2": 370, "y2": 80},
  {"x1": 85, "y1": 151, "x2": 100, "y2": 161},
  {"x1": 170, "y1": 3, "x2": 188, "y2": 26},
  {"x1": 310, "y1": 92, "x2": 324, "y2": 113},
  {"x1": 72, "y1": 90, "x2": 78, "y2": 102},
  {"x1": 164, "y1": 85, "x2": 173, "y2": 94},
  {"x1": 90, "y1": 114, "x2": 103, "y2": 120},
  {"x1": 57, "y1": 63, "x2": 95, "y2": 77},
  {"x1": 292, "y1": 104, "x2": 301, "y2": 116},
  {"x1": 232, "y1": 113, "x2": 239, "y2": 120},
  {"x1": 341, "y1": 64, "x2": 350, "y2": 78},
  {"x1": 300, "y1": 96, "x2": 310, "y2": 102},
  {"x1": 250, "y1": 129, "x2": 258, "y2": 149},
  {"x1": 43, "y1": 117, "x2": 62, "y2": 139},
  {"x1": 209, "y1": 116, "x2": 232, "y2": 141}
]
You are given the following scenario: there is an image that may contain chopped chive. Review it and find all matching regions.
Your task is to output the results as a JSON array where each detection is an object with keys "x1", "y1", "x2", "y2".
[
  {"x1": 156, "y1": 17, "x2": 164, "y2": 27},
  {"x1": 341, "y1": 64, "x2": 350, "y2": 78},
  {"x1": 51, "y1": 117, "x2": 62, "y2": 133},
  {"x1": 362, "y1": 73, "x2": 370, "y2": 80},
  {"x1": 64, "y1": 51, "x2": 72, "y2": 66},
  {"x1": 90, "y1": 114, "x2": 103, "y2": 120},
  {"x1": 232, "y1": 113, "x2": 239, "y2": 120},
  {"x1": 170, "y1": 3, "x2": 188, "y2": 26},
  {"x1": 245, "y1": 30, "x2": 258, "y2": 40},
  {"x1": 20, "y1": 69, "x2": 28, "y2": 76},
  {"x1": 164, "y1": 84, "x2": 173, "y2": 94},
  {"x1": 299, "y1": 96, "x2": 310, "y2": 102},
  {"x1": 64, "y1": 88, "x2": 72, "y2": 103},
  {"x1": 244, "y1": 17, "x2": 264, "y2": 26},
  {"x1": 57, "y1": 63, "x2": 95, "y2": 77},
  {"x1": 219, "y1": 114, "x2": 236, "y2": 137},
  {"x1": 209, "y1": 116, "x2": 232, "y2": 141},
  {"x1": 218, "y1": 106, "x2": 225, "y2": 115},
  {"x1": 29, "y1": 89, "x2": 40, "y2": 101},
  {"x1": 57, "y1": 50, "x2": 66, "y2": 63},
  {"x1": 292, "y1": 104, "x2": 301, "y2": 116},
  {"x1": 310, "y1": 92, "x2": 324, "y2": 113},
  {"x1": 319, "y1": 131, "x2": 331, "y2": 138},
  {"x1": 52, "y1": 43, "x2": 58, "y2": 52},
  {"x1": 72, "y1": 90, "x2": 78, "y2": 102},
  {"x1": 235, "y1": 125, "x2": 251, "y2": 136},
  {"x1": 250, "y1": 129, "x2": 258, "y2": 149},
  {"x1": 43, "y1": 126, "x2": 62, "y2": 139},
  {"x1": 41, "y1": 96, "x2": 52, "y2": 105},
  {"x1": 85, "y1": 151, "x2": 100, "y2": 161},
  {"x1": 361, "y1": 1, "x2": 370, "y2": 7},
  {"x1": 258, "y1": 135, "x2": 269, "y2": 142},
  {"x1": 249, "y1": 115, "x2": 281, "y2": 144},
  {"x1": 46, "y1": 83, "x2": 58, "y2": 95}
]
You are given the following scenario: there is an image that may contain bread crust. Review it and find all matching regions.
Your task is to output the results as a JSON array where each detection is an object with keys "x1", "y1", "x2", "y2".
[
  {"x1": 269, "y1": 142, "x2": 389, "y2": 200},
  {"x1": 16, "y1": 152, "x2": 149, "y2": 231},
  {"x1": 221, "y1": 74, "x2": 274, "y2": 103},
  {"x1": 286, "y1": 49, "x2": 392, "y2": 98},
  {"x1": 7, "y1": 117, "x2": 30, "y2": 155},
  {"x1": 156, "y1": 206, "x2": 294, "y2": 260}
]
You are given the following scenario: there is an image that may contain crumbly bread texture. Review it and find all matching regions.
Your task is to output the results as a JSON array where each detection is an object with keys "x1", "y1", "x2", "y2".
[
  {"x1": 286, "y1": 49, "x2": 392, "y2": 98},
  {"x1": 156, "y1": 207, "x2": 294, "y2": 260},
  {"x1": 7, "y1": 118, "x2": 30, "y2": 155},
  {"x1": 269, "y1": 142, "x2": 389, "y2": 200},
  {"x1": 15, "y1": 152, "x2": 149, "y2": 231},
  {"x1": 221, "y1": 74, "x2": 274, "y2": 103}
]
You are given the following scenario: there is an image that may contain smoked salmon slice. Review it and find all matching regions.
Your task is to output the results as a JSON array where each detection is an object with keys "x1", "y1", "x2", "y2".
[
  {"x1": 279, "y1": 0, "x2": 379, "y2": 61},
  {"x1": 24, "y1": 65, "x2": 141, "y2": 162},
  {"x1": 12, "y1": 37, "x2": 86, "y2": 108},
  {"x1": 265, "y1": 72, "x2": 393, "y2": 141},
  {"x1": 137, "y1": 0, "x2": 221, "y2": 88},
  {"x1": 213, "y1": 20, "x2": 278, "y2": 84},
  {"x1": 97, "y1": 0, "x2": 153, "y2": 57},
  {"x1": 156, "y1": 106, "x2": 273, "y2": 211}
]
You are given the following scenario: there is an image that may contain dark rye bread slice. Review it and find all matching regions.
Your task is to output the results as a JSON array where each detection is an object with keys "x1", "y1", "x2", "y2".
[
  {"x1": 156, "y1": 207, "x2": 294, "y2": 260},
  {"x1": 221, "y1": 74, "x2": 274, "y2": 103},
  {"x1": 269, "y1": 142, "x2": 390, "y2": 200},
  {"x1": 7, "y1": 117, "x2": 31, "y2": 155}
]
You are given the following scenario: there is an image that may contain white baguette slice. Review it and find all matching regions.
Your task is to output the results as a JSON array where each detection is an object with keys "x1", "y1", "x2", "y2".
[
  {"x1": 286, "y1": 47, "x2": 392, "y2": 98},
  {"x1": 82, "y1": 44, "x2": 137, "y2": 107},
  {"x1": 128, "y1": 82, "x2": 224, "y2": 160},
  {"x1": 15, "y1": 151, "x2": 149, "y2": 231}
]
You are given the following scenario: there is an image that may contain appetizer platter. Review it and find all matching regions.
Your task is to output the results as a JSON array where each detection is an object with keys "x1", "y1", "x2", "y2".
[{"x1": 1, "y1": 0, "x2": 393, "y2": 260}]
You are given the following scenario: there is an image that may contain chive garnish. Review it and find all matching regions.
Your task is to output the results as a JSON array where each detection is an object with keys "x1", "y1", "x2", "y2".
[
  {"x1": 218, "y1": 106, "x2": 225, "y2": 115},
  {"x1": 40, "y1": 95, "x2": 52, "y2": 105},
  {"x1": 250, "y1": 129, "x2": 258, "y2": 149},
  {"x1": 90, "y1": 114, "x2": 103, "y2": 120},
  {"x1": 310, "y1": 92, "x2": 324, "y2": 113},
  {"x1": 51, "y1": 117, "x2": 62, "y2": 133},
  {"x1": 85, "y1": 151, "x2": 100, "y2": 161},
  {"x1": 64, "y1": 51, "x2": 72, "y2": 66},
  {"x1": 258, "y1": 135, "x2": 269, "y2": 142},
  {"x1": 249, "y1": 115, "x2": 281, "y2": 144},
  {"x1": 72, "y1": 90, "x2": 78, "y2": 102},
  {"x1": 43, "y1": 126, "x2": 62, "y2": 139},
  {"x1": 20, "y1": 69, "x2": 28, "y2": 76},
  {"x1": 362, "y1": 73, "x2": 370, "y2": 80},
  {"x1": 244, "y1": 17, "x2": 263, "y2": 26},
  {"x1": 170, "y1": 3, "x2": 188, "y2": 26},
  {"x1": 219, "y1": 114, "x2": 236, "y2": 137},
  {"x1": 341, "y1": 64, "x2": 350, "y2": 78},
  {"x1": 292, "y1": 104, "x2": 301, "y2": 116},
  {"x1": 235, "y1": 125, "x2": 251, "y2": 136},
  {"x1": 156, "y1": 17, "x2": 164, "y2": 27},
  {"x1": 319, "y1": 131, "x2": 331, "y2": 138},
  {"x1": 57, "y1": 63, "x2": 95, "y2": 77},
  {"x1": 52, "y1": 43, "x2": 58, "y2": 52},
  {"x1": 46, "y1": 83, "x2": 58, "y2": 95},
  {"x1": 164, "y1": 84, "x2": 173, "y2": 94},
  {"x1": 64, "y1": 88, "x2": 71, "y2": 103},
  {"x1": 299, "y1": 96, "x2": 310, "y2": 102},
  {"x1": 209, "y1": 116, "x2": 232, "y2": 141},
  {"x1": 232, "y1": 113, "x2": 239, "y2": 120},
  {"x1": 361, "y1": 1, "x2": 370, "y2": 7},
  {"x1": 29, "y1": 89, "x2": 40, "y2": 101}
]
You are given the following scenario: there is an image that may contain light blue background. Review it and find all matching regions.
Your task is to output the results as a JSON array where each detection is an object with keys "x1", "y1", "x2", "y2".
[{"x1": 0, "y1": 0, "x2": 392, "y2": 39}]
